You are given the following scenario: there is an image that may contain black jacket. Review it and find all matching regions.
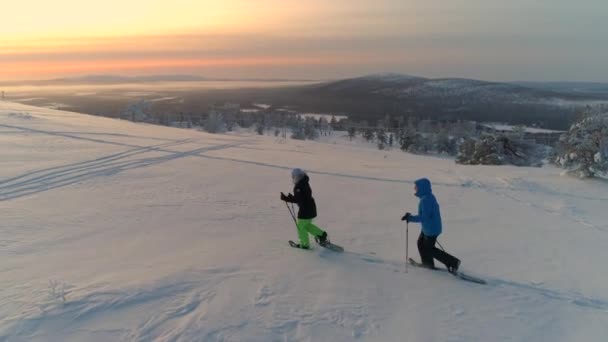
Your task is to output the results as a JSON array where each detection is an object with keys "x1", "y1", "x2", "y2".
[{"x1": 285, "y1": 175, "x2": 317, "y2": 219}]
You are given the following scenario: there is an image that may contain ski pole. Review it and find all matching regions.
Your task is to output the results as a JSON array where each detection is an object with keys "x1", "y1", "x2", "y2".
[
  {"x1": 284, "y1": 201, "x2": 297, "y2": 227},
  {"x1": 436, "y1": 239, "x2": 445, "y2": 252},
  {"x1": 405, "y1": 221, "x2": 409, "y2": 273}
]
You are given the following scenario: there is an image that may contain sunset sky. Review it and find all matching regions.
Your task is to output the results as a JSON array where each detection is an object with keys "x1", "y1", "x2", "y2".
[{"x1": 2, "y1": 0, "x2": 607, "y2": 82}]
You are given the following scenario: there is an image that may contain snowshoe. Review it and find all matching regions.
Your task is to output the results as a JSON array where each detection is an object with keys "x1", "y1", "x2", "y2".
[
  {"x1": 289, "y1": 240, "x2": 310, "y2": 249},
  {"x1": 315, "y1": 232, "x2": 328, "y2": 245}
]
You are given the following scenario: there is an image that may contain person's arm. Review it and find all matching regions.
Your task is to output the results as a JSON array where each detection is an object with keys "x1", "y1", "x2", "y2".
[
  {"x1": 281, "y1": 192, "x2": 296, "y2": 203},
  {"x1": 403, "y1": 199, "x2": 430, "y2": 223},
  {"x1": 408, "y1": 211, "x2": 421, "y2": 223}
]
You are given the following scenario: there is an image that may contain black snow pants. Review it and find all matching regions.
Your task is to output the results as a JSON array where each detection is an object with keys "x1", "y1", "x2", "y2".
[{"x1": 417, "y1": 232, "x2": 460, "y2": 269}]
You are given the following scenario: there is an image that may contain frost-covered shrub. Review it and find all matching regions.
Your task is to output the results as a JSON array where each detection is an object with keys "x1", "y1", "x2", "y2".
[
  {"x1": 122, "y1": 99, "x2": 151, "y2": 122},
  {"x1": 456, "y1": 134, "x2": 543, "y2": 167},
  {"x1": 204, "y1": 112, "x2": 226, "y2": 133},
  {"x1": 554, "y1": 110, "x2": 608, "y2": 178}
]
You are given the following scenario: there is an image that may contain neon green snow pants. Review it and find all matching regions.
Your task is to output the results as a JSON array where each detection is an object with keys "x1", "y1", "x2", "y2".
[{"x1": 297, "y1": 219, "x2": 325, "y2": 248}]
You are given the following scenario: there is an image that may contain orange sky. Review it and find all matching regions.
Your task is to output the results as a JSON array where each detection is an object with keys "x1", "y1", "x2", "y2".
[
  {"x1": 2, "y1": 0, "x2": 607, "y2": 82},
  {"x1": 4, "y1": 57, "x2": 346, "y2": 76}
]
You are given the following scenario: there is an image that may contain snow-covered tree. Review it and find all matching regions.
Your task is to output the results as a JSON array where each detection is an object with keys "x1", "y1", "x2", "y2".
[
  {"x1": 456, "y1": 134, "x2": 542, "y2": 167},
  {"x1": 555, "y1": 109, "x2": 608, "y2": 178},
  {"x1": 456, "y1": 135, "x2": 503, "y2": 165},
  {"x1": 409, "y1": 134, "x2": 431, "y2": 153},
  {"x1": 122, "y1": 99, "x2": 151, "y2": 122},
  {"x1": 318, "y1": 117, "x2": 331, "y2": 136},
  {"x1": 376, "y1": 129, "x2": 387, "y2": 150},
  {"x1": 289, "y1": 118, "x2": 318, "y2": 140},
  {"x1": 435, "y1": 129, "x2": 457, "y2": 155},
  {"x1": 330, "y1": 115, "x2": 338, "y2": 129},
  {"x1": 224, "y1": 113, "x2": 236, "y2": 131},
  {"x1": 363, "y1": 128, "x2": 375, "y2": 142},
  {"x1": 256, "y1": 122, "x2": 265, "y2": 135},
  {"x1": 304, "y1": 118, "x2": 319, "y2": 140},
  {"x1": 347, "y1": 126, "x2": 356, "y2": 141},
  {"x1": 204, "y1": 111, "x2": 226, "y2": 133},
  {"x1": 399, "y1": 129, "x2": 416, "y2": 151},
  {"x1": 291, "y1": 123, "x2": 306, "y2": 140}
]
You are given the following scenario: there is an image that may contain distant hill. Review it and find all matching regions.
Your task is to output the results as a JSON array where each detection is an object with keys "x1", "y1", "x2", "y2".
[
  {"x1": 511, "y1": 81, "x2": 608, "y2": 96},
  {"x1": 245, "y1": 74, "x2": 608, "y2": 130},
  {"x1": 5, "y1": 73, "x2": 607, "y2": 130}
]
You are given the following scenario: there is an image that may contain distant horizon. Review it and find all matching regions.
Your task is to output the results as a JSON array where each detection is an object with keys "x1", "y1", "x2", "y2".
[{"x1": 2, "y1": 72, "x2": 608, "y2": 86}]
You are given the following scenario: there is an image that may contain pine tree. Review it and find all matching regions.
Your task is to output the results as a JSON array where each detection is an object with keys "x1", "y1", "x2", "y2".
[
  {"x1": 363, "y1": 129, "x2": 375, "y2": 142},
  {"x1": 399, "y1": 129, "x2": 416, "y2": 151},
  {"x1": 204, "y1": 112, "x2": 226, "y2": 133},
  {"x1": 330, "y1": 115, "x2": 338, "y2": 129},
  {"x1": 435, "y1": 128, "x2": 456, "y2": 155},
  {"x1": 376, "y1": 129, "x2": 387, "y2": 150},
  {"x1": 555, "y1": 109, "x2": 608, "y2": 178},
  {"x1": 304, "y1": 118, "x2": 319, "y2": 139},
  {"x1": 256, "y1": 123, "x2": 265, "y2": 135},
  {"x1": 122, "y1": 99, "x2": 151, "y2": 122},
  {"x1": 347, "y1": 126, "x2": 357, "y2": 141}
]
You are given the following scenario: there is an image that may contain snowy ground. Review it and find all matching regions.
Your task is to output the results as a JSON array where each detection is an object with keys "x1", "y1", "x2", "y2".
[{"x1": 1, "y1": 102, "x2": 608, "y2": 341}]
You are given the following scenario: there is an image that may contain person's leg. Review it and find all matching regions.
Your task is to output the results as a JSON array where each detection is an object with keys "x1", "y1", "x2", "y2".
[
  {"x1": 417, "y1": 232, "x2": 434, "y2": 267},
  {"x1": 417, "y1": 231, "x2": 424, "y2": 260},
  {"x1": 423, "y1": 235, "x2": 437, "y2": 267},
  {"x1": 296, "y1": 219, "x2": 311, "y2": 248},
  {"x1": 433, "y1": 246, "x2": 460, "y2": 271},
  {"x1": 304, "y1": 220, "x2": 325, "y2": 237}
]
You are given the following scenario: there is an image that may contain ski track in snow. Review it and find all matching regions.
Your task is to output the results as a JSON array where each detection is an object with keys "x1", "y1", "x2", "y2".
[
  {"x1": 0, "y1": 124, "x2": 250, "y2": 201},
  {"x1": 2, "y1": 102, "x2": 608, "y2": 341},
  {"x1": 352, "y1": 251, "x2": 608, "y2": 312},
  {"x1": 1, "y1": 121, "x2": 606, "y2": 205}
]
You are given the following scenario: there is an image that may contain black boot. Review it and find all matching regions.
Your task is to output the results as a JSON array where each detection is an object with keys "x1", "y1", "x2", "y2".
[
  {"x1": 315, "y1": 232, "x2": 328, "y2": 245},
  {"x1": 421, "y1": 262, "x2": 437, "y2": 270},
  {"x1": 448, "y1": 259, "x2": 461, "y2": 274}
]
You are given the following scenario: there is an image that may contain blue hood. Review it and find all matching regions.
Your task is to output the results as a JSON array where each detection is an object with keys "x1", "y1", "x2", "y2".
[{"x1": 415, "y1": 178, "x2": 432, "y2": 198}]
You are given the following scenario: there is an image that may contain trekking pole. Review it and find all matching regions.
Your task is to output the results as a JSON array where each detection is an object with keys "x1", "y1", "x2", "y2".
[
  {"x1": 284, "y1": 201, "x2": 298, "y2": 227},
  {"x1": 436, "y1": 239, "x2": 445, "y2": 252},
  {"x1": 405, "y1": 221, "x2": 409, "y2": 273}
]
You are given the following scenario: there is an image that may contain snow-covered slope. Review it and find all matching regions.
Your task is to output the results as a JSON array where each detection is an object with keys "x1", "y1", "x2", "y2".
[{"x1": 1, "y1": 102, "x2": 607, "y2": 341}]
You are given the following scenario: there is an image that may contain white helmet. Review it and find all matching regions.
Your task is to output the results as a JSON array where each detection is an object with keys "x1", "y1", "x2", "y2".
[{"x1": 291, "y1": 168, "x2": 306, "y2": 183}]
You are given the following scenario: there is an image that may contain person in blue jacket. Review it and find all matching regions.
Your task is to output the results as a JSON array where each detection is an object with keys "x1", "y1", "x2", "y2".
[{"x1": 402, "y1": 178, "x2": 461, "y2": 274}]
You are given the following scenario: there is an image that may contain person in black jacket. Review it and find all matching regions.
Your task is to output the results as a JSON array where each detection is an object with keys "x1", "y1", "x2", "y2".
[{"x1": 281, "y1": 168, "x2": 328, "y2": 249}]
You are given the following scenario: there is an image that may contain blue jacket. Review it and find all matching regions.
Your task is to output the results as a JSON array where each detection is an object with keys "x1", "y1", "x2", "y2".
[{"x1": 409, "y1": 178, "x2": 442, "y2": 237}]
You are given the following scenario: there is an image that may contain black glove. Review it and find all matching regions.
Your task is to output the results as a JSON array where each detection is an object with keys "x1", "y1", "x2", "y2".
[
  {"x1": 401, "y1": 212, "x2": 412, "y2": 222},
  {"x1": 280, "y1": 192, "x2": 288, "y2": 201}
]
